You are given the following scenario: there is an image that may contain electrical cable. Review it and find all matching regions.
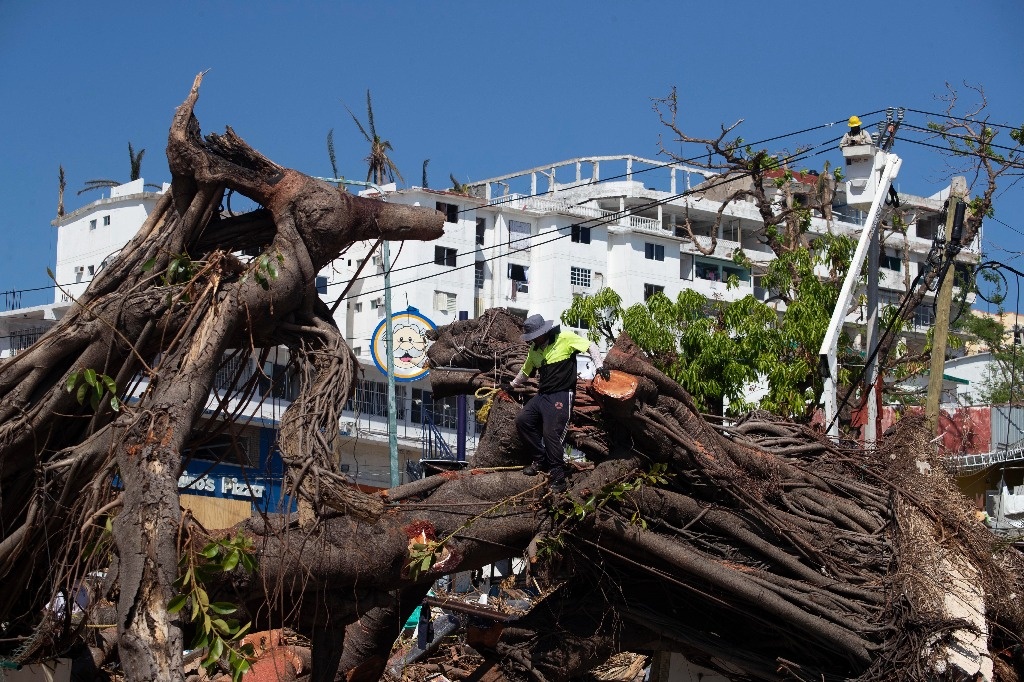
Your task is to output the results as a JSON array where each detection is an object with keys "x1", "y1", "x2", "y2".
[
  {"x1": 350, "y1": 141, "x2": 842, "y2": 300},
  {"x1": 902, "y1": 107, "x2": 1024, "y2": 133},
  {"x1": 1, "y1": 115, "x2": 878, "y2": 302},
  {"x1": 450, "y1": 110, "x2": 890, "y2": 217},
  {"x1": 898, "y1": 137, "x2": 1024, "y2": 170},
  {"x1": 899, "y1": 122, "x2": 1024, "y2": 155}
]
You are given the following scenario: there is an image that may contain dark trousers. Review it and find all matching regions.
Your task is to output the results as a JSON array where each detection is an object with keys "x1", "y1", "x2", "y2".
[{"x1": 515, "y1": 390, "x2": 573, "y2": 483}]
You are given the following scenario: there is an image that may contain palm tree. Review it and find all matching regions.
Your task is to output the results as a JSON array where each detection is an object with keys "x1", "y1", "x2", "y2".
[
  {"x1": 345, "y1": 90, "x2": 404, "y2": 186},
  {"x1": 78, "y1": 142, "x2": 160, "y2": 195},
  {"x1": 449, "y1": 173, "x2": 470, "y2": 196},
  {"x1": 57, "y1": 165, "x2": 66, "y2": 217},
  {"x1": 422, "y1": 159, "x2": 430, "y2": 188}
]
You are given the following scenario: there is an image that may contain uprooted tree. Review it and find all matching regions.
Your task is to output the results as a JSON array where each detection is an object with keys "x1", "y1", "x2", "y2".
[{"x1": 1, "y1": 75, "x2": 1023, "y2": 682}]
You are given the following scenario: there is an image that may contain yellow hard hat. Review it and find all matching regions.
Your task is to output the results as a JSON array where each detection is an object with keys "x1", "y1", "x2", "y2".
[{"x1": 848, "y1": 115, "x2": 862, "y2": 128}]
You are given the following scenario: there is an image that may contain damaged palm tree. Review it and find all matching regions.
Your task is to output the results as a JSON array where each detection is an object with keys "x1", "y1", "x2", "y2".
[{"x1": 0, "y1": 76, "x2": 1022, "y2": 682}]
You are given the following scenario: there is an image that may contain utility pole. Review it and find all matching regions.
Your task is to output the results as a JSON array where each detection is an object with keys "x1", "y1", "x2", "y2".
[
  {"x1": 925, "y1": 177, "x2": 968, "y2": 431},
  {"x1": 314, "y1": 176, "x2": 400, "y2": 486}
]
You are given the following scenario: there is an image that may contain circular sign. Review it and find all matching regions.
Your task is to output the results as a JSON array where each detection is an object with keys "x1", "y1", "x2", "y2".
[{"x1": 370, "y1": 307, "x2": 436, "y2": 382}]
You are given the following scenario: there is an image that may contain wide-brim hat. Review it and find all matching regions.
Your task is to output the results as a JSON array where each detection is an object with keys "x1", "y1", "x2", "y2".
[{"x1": 521, "y1": 314, "x2": 555, "y2": 342}]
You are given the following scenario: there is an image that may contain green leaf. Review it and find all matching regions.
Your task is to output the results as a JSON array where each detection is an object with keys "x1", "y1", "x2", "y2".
[
  {"x1": 232, "y1": 621, "x2": 252, "y2": 641},
  {"x1": 191, "y1": 630, "x2": 209, "y2": 650},
  {"x1": 222, "y1": 549, "x2": 240, "y2": 572},
  {"x1": 201, "y1": 543, "x2": 220, "y2": 559},
  {"x1": 110, "y1": 396, "x2": 121, "y2": 412},
  {"x1": 66, "y1": 372, "x2": 79, "y2": 393},
  {"x1": 167, "y1": 594, "x2": 188, "y2": 614},
  {"x1": 104, "y1": 516, "x2": 113, "y2": 534},
  {"x1": 209, "y1": 636, "x2": 224, "y2": 660},
  {"x1": 141, "y1": 257, "x2": 156, "y2": 272},
  {"x1": 232, "y1": 660, "x2": 251, "y2": 681},
  {"x1": 83, "y1": 368, "x2": 97, "y2": 386},
  {"x1": 239, "y1": 552, "x2": 257, "y2": 573},
  {"x1": 76, "y1": 382, "x2": 89, "y2": 405},
  {"x1": 209, "y1": 602, "x2": 238, "y2": 615},
  {"x1": 101, "y1": 374, "x2": 117, "y2": 393},
  {"x1": 197, "y1": 587, "x2": 209, "y2": 609},
  {"x1": 211, "y1": 618, "x2": 231, "y2": 635}
]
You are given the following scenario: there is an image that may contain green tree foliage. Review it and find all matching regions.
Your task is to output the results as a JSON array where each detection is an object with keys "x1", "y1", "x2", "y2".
[
  {"x1": 564, "y1": 234, "x2": 859, "y2": 418},
  {"x1": 959, "y1": 304, "x2": 1024, "y2": 405}
]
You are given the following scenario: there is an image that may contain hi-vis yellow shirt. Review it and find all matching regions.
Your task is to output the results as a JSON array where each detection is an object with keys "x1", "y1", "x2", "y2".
[{"x1": 521, "y1": 330, "x2": 590, "y2": 393}]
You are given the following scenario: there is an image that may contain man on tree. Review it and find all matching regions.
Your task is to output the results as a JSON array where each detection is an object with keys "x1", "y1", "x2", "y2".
[{"x1": 508, "y1": 314, "x2": 606, "y2": 491}]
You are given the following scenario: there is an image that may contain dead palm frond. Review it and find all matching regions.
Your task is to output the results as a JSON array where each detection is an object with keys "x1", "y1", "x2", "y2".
[{"x1": 344, "y1": 90, "x2": 404, "y2": 186}]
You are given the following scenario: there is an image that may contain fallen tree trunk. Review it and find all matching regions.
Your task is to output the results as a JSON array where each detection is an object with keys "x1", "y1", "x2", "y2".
[{"x1": 0, "y1": 77, "x2": 1021, "y2": 682}]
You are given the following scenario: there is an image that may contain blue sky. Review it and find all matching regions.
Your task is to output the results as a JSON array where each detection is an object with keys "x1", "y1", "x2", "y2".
[{"x1": 1, "y1": 1, "x2": 1022, "y2": 310}]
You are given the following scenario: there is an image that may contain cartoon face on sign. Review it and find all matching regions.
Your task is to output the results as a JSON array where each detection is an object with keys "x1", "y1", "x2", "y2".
[
  {"x1": 370, "y1": 308, "x2": 437, "y2": 382},
  {"x1": 393, "y1": 324, "x2": 428, "y2": 370}
]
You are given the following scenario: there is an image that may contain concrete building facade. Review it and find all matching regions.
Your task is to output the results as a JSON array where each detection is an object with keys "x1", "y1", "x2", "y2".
[{"x1": 0, "y1": 151, "x2": 983, "y2": 507}]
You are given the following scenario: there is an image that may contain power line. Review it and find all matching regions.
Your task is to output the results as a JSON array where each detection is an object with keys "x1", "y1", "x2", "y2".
[
  {"x1": 450, "y1": 111, "x2": 890, "y2": 217},
  {"x1": 337, "y1": 128, "x2": 857, "y2": 292},
  {"x1": 350, "y1": 141, "x2": 841, "y2": 300},
  {"x1": 900, "y1": 122, "x2": 1024, "y2": 155},
  {"x1": 898, "y1": 137, "x2": 1024, "y2": 171},
  {"x1": 902, "y1": 107, "x2": 1024, "y2": 133},
  {"x1": 990, "y1": 216, "x2": 1024, "y2": 239}
]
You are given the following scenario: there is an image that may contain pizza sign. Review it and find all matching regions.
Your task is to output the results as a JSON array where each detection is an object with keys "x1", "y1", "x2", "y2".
[{"x1": 370, "y1": 307, "x2": 436, "y2": 382}]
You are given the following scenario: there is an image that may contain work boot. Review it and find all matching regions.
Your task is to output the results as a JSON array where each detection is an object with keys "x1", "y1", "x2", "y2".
[{"x1": 522, "y1": 463, "x2": 543, "y2": 476}]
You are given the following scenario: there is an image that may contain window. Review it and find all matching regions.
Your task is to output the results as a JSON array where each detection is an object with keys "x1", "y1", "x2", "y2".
[
  {"x1": 412, "y1": 388, "x2": 458, "y2": 429},
  {"x1": 508, "y1": 264, "x2": 529, "y2": 294},
  {"x1": 644, "y1": 243, "x2": 665, "y2": 261},
  {"x1": 434, "y1": 246, "x2": 457, "y2": 267},
  {"x1": 474, "y1": 261, "x2": 485, "y2": 289},
  {"x1": 256, "y1": 362, "x2": 296, "y2": 400},
  {"x1": 87, "y1": 265, "x2": 95, "y2": 276},
  {"x1": 350, "y1": 380, "x2": 407, "y2": 420},
  {"x1": 566, "y1": 296, "x2": 591, "y2": 331},
  {"x1": 353, "y1": 346, "x2": 362, "y2": 356},
  {"x1": 680, "y1": 253, "x2": 693, "y2": 280},
  {"x1": 354, "y1": 302, "x2": 363, "y2": 313},
  {"x1": 508, "y1": 220, "x2": 531, "y2": 251},
  {"x1": 315, "y1": 275, "x2": 328, "y2": 294},
  {"x1": 643, "y1": 284, "x2": 664, "y2": 301},
  {"x1": 476, "y1": 217, "x2": 486, "y2": 245},
  {"x1": 434, "y1": 291, "x2": 457, "y2": 314},
  {"x1": 913, "y1": 304, "x2": 935, "y2": 328},
  {"x1": 571, "y1": 225, "x2": 591, "y2": 244},
  {"x1": 436, "y1": 202, "x2": 459, "y2": 223},
  {"x1": 89, "y1": 219, "x2": 97, "y2": 230},
  {"x1": 694, "y1": 257, "x2": 750, "y2": 284},
  {"x1": 186, "y1": 432, "x2": 259, "y2": 467},
  {"x1": 721, "y1": 219, "x2": 739, "y2": 242},
  {"x1": 103, "y1": 215, "x2": 111, "y2": 226},
  {"x1": 371, "y1": 297, "x2": 383, "y2": 309},
  {"x1": 916, "y1": 215, "x2": 939, "y2": 240},
  {"x1": 881, "y1": 254, "x2": 902, "y2": 271},
  {"x1": 570, "y1": 266, "x2": 591, "y2": 288}
]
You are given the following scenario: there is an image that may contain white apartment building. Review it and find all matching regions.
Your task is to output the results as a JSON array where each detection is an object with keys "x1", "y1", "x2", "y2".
[{"x1": 0, "y1": 152, "x2": 982, "y2": 494}]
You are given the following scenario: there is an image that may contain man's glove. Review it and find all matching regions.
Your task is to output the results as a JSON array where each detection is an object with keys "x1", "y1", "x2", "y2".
[
  {"x1": 500, "y1": 382, "x2": 515, "y2": 393},
  {"x1": 596, "y1": 366, "x2": 611, "y2": 381}
]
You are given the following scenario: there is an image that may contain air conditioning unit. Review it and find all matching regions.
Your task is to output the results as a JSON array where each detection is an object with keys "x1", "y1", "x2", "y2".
[
  {"x1": 372, "y1": 254, "x2": 383, "y2": 267},
  {"x1": 74, "y1": 266, "x2": 85, "y2": 274}
]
